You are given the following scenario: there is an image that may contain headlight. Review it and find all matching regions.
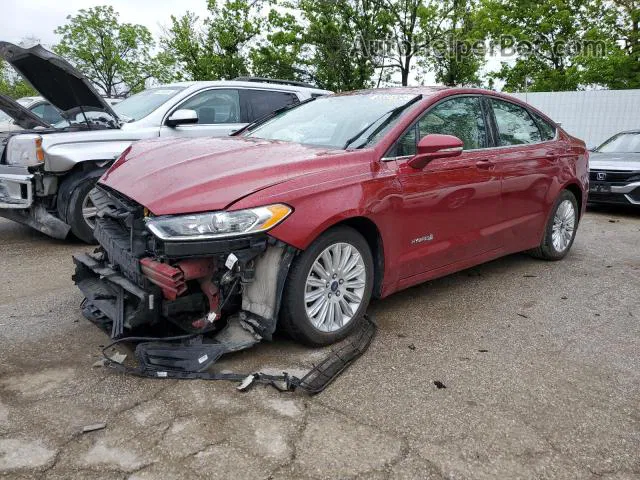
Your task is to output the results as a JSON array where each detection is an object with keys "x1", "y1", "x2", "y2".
[
  {"x1": 6, "y1": 134, "x2": 45, "y2": 166},
  {"x1": 145, "y1": 204, "x2": 292, "y2": 241}
]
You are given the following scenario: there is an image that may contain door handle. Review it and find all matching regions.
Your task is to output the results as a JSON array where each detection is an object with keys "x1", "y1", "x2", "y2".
[{"x1": 475, "y1": 159, "x2": 494, "y2": 169}]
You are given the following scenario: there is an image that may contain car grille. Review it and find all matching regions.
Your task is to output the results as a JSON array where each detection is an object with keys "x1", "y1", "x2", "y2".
[
  {"x1": 590, "y1": 170, "x2": 640, "y2": 184},
  {"x1": 91, "y1": 185, "x2": 149, "y2": 286}
]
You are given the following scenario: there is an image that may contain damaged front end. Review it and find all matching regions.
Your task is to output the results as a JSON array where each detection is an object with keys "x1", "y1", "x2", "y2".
[{"x1": 72, "y1": 185, "x2": 296, "y2": 346}]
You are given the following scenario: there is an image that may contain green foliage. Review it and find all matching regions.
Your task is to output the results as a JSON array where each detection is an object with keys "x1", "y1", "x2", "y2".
[
  {"x1": 250, "y1": 8, "x2": 307, "y2": 81},
  {"x1": 53, "y1": 5, "x2": 171, "y2": 97},
  {"x1": 0, "y1": 60, "x2": 37, "y2": 99},
  {"x1": 299, "y1": 0, "x2": 392, "y2": 90},
  {"x1": 577, "y1": 0, "x2": 640, "y2": 89},
  {"x1": 162, "y1": 0, "x2": 261, "y2": 81}
]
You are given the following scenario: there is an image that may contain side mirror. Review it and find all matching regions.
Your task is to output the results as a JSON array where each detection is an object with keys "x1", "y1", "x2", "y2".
[
  {"x1": 166, "y1": 109, "x2": 198, "y2": 127},
  {"x1": 408, "y1": 134, "x2": 464, "y2": 169}
]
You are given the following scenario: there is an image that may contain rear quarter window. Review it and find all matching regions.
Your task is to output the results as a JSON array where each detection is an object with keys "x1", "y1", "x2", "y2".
[{"x1": 531, "y1": 112, "x2": 557, "y2": 141}]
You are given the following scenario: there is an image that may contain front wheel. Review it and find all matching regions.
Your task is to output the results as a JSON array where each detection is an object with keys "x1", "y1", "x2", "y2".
[
  {"x1": 279, "y1": 226, "x2": 374, "y2": 346},
  {"x1": 59, "y1": 175, "x2": 102, "y2": 244},
  {"x1": 529, "y1": 190, "x2": 579, "y2": 261}
]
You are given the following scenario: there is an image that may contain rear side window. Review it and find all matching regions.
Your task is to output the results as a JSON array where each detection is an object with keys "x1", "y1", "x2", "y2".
[
  {"x1": 178, "y1": 89, "x2": 240, "y2": 124},
  {"x1": 531, "y1": 112, "x2": 556, "y2": 141},
  {"x1": 491, "y1": 99, "x2": 541, "y2": 145},
  {"x1": 244, "y1": 90, "x2": 299, "y2": 122}
]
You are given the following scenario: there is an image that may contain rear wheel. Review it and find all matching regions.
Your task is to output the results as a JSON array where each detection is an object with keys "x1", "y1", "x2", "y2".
[
  {"x1": 529, "y1": 190, "x2": 578, "y2": 260},
  {"x1": 280, "y1": 226, "x2": 374, "y2": 346}
]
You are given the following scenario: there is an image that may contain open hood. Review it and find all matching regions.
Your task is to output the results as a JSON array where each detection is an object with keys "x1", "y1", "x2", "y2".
[
  {"x1": 0, "y1": 94, "x2": 51, "y2": 129},
  {"x1": 0, "y1": 42, "x2": 118, "y2": 121}
]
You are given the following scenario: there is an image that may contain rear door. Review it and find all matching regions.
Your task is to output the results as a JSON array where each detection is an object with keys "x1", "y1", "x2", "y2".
[
  {"x1": 485, "y1": 98, "x2": 561, "y2": 247},
  {"x1": 241, "y1": 89, "x2": 300, "y2": 122},
  {"x1": 159, "y1": 88, "x2": 244, "y2": 138},
  {"x1": 388, "y1": 95, "x2": 503, "y2": 277}
]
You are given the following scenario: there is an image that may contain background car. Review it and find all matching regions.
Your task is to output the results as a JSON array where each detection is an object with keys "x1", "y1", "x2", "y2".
[
  {"x1": 0, "y1": 42, "x2": 331, "y2": 243},
  {"x1": 74, "y1": 87, "x2": 588, "y2": 348},
  {"x1": 0, "y1": 96, "x2": 63, "y2": 131},
  {"x1": 588, "y1": 130, "x2": 640, "y2": 206}
]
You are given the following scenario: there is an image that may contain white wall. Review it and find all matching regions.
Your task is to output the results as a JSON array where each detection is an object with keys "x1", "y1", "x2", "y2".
[{"x1": 506, "y1": 90, "x2": 640, "y2": 148}]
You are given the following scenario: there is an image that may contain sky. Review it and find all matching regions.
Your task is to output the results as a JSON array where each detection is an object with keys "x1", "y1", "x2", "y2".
[
  {"x1": 3, "y1": 0, "x2": 508, "y2": 88},
  {"x1": 4, "y1": 0, "x2": 210, "y2": 48}
]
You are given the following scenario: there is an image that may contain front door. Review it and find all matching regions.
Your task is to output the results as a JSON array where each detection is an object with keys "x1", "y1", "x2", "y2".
[{"x1": 388, "y1": 96, "x2": 503, "y2": 278}]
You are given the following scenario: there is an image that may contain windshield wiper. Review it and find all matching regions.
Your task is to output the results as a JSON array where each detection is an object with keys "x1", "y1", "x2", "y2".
[
  {"x1": 232, "y1": 97, "x2": 317, "y2": 137},
  {"x1": 343, "y1": 95, "x2": 422, "y2": 150}
]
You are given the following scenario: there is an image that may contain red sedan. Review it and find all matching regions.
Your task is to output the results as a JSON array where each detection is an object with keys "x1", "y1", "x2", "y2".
[{"x1": 74, "y1": 87, "x2": 588, "y2": 347}]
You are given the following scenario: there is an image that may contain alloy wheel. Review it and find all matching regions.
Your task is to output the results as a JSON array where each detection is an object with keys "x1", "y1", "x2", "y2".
[
  {"x1": 551, "y1": 199, "x2": 576, "y2": 253},
  {"x1": 304, "y1": 242, "x2": 367, "y2": 333},
  {"x1": 81, "y1": 193, "x2": 98, "y2": 230}
]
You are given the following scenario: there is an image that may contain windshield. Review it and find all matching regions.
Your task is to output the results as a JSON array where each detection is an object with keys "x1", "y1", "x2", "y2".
[
  {"x1": 113, "y1": 86, "x2": 185, "y2": 122},
  {"x1": 247, "y1": 93, "x2": 420, "y2": 149},
  {"x1": 596, "y1": 132, "x2": 640, "y2": 153}
]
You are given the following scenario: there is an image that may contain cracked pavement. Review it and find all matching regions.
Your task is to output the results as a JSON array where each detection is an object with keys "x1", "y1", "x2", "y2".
[{"x1": 1, "y1": 206, "x2": 639, "y2": 479}]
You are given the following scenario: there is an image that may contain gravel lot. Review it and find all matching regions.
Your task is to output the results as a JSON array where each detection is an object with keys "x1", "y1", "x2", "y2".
[{"x1": 1, "y1": 207, "x2": 639, "y2": 480}]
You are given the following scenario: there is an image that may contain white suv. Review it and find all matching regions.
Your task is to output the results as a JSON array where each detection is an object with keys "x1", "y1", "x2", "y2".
[{"x1": 0, "y1": 42, "x2": 331, "y2": 242}]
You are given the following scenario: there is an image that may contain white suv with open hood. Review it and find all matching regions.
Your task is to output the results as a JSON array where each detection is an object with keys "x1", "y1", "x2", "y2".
[{"x1": 0, "y1": 42, "x2": 330, "y2": 242}]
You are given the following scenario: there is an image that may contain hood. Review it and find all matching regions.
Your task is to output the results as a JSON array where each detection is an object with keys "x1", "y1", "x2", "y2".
[
  {"x1": 100, "y1": 136, "x2": 348, "y2": 215},
  {"x1": 0, "y1": 94, "x2": 51, "y2": 129},
  {"x1": 589, "y1": 152, "x2": 640, "y2": 171},
  {"x1": 0, "y1": 42, "x2": 118, "y2": 120}
]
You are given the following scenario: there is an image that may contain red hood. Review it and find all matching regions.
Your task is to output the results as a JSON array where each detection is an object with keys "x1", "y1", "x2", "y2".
[{"x1": 99, "y1": 136, "x2": 343, "y2": 215}]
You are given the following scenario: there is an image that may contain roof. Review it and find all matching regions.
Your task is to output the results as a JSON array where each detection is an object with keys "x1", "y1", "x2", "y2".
[{"x1": 160, "y1": 80, "x2": 332, "y2": 95}]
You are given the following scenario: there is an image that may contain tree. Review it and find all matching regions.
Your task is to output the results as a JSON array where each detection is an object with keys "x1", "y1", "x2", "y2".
[
  {"x1": 0, "y1": 37, "x2": 40, "y2": 99},
  {"x1": 477, "y1": 0, "x2": 589, "y2": 92},
  {"x1": 54, "y1": 5, "x2": 172, "y2": 97},
  {"x1": 250, "y1": 8, "x2": 308, "y2": 81},
  {"x1": 577, "y1": 0, "x2": 640, "y2": 89},
  {"x1": 162, "y1": 0, "x2": 262, "y2": 81},
  {"x1": 425, "y1": 0, "x2": 486, "y2": 86},
  {"x1": 299, "y1": 0, "x2": 392, "y2": 90}
]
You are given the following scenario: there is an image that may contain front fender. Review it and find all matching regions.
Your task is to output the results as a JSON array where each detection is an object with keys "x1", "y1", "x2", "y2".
[{"x1": 45, "y1": 140, "x2": 134, "y2": 172}]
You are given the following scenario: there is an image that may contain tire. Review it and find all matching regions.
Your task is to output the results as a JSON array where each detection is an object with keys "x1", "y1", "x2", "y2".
[
  {"x1": 528, "y1": 190, "x2": 579, "y2": 261},
  {"x1": 60, "y1": 176, "x2": 101, "y2": 244},
  {"x1": 279, "y1": 226, "x2": 374, "y2": 346}
]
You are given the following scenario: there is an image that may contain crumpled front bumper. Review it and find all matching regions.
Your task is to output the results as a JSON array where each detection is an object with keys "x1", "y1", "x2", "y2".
[
  {"x1": 73, "y1": 251, "x2": 160, "y2": 337},
  {"x1": 0, "y1": 173, "x2": 33, "y2": 208},
  {"x1": 0, "y1": 164, "x2": 70, "y2": 238}
]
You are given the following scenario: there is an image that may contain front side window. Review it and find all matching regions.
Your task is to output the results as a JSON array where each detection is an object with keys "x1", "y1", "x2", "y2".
[
  {"x1": 177, "y1": 89, "x2": 240, "y2": 124},
  {"x1": 491, "y1": 99, "x2": 541, "y2": 146},
  {"x1": 244, "y1": 90, "x2": 299, "y2": 122},
  {"x1": 114, "y1": 86, "x2": 184, "y2": 122},
  {"x1": 388, "y1": 96, "x2": 487, "y2": 157}
]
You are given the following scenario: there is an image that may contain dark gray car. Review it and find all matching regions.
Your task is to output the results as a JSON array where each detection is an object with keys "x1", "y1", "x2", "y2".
[{"x1": 588, "y1": 130, "x2": 640, "y2": 206}]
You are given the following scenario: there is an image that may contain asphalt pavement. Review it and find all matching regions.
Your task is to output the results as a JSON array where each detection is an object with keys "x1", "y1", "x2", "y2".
[{"x1": 0, "y1": 206, "x2": 639, "y2": 479}]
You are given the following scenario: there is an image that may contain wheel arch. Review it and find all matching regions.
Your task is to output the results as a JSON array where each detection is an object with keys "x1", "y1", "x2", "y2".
[
  {"x1": 55, "y1": 161, "x2": 108, "y2": 224},
  {"x1": 563, "y1": 182, "x2": 583, "y2": 219},
  {"x1": 306, "y1": 216, "x2": 385, "y2": 299}
]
